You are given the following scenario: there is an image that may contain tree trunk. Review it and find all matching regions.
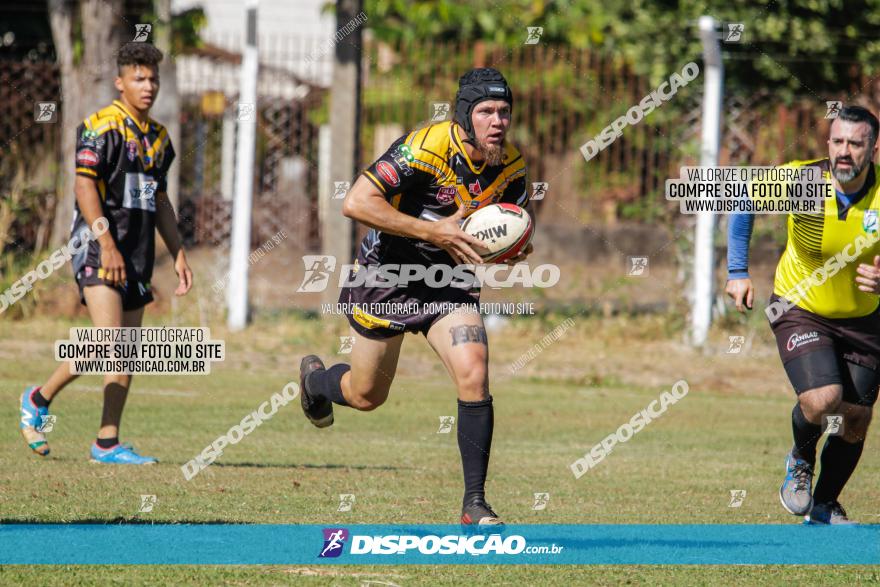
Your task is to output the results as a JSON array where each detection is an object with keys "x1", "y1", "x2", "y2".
[
  {"x1": 153, "y1": 0, "x2": 180, "y2": 211},
  {"x1": 48, "y1": 0, "x2": 123, "y2": 247}
]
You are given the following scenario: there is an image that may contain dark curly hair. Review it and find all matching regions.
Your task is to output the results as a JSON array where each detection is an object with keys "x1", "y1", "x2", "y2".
[
  {"x1": 117, "y1": 42, "x2": 164, "y2": 74},
  {"x1": 836, "y1": 105, "x2": 880, "y2": 150}
]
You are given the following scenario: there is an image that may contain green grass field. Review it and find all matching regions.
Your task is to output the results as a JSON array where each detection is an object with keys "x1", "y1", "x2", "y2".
[{"x1": 1, "y1": 312, "x2": 878, "y2": 585}]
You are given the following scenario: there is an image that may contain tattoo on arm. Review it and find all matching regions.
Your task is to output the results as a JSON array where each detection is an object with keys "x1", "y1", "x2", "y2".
[{"x1": 450, "y1": 325, "x2": 488, "y2": 346}]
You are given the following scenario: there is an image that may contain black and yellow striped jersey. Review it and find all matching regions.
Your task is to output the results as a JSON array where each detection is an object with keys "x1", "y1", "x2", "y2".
[
  {"x1": 360, "y1": 120, "x2": 528, "y2": 265},
  {"x1": 774, "y1": 158, "x2": 880, "y2": 318},
  {"x1": 70, "y1": 100, "x2": 175, "y2": 281}
]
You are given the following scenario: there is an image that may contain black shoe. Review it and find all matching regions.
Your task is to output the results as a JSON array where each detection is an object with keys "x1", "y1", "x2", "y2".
[
  {"x1": 805, "y1": 501, "x2": 858, "y2": 525},
  {"x1": 300, "y1": 355, "x2": 333, "y2": 428},
  {"x1": 461, "y1": 497, "x2": 504, "y2": 527}
]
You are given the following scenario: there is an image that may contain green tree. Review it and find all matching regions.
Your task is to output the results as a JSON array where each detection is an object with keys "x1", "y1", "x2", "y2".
[{"x1": 360, "y1": 0, "x2": 880, "y2": 100}]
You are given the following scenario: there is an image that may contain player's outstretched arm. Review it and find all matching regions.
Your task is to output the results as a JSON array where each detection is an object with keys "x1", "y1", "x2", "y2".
[
  {"x1": 155, "y1": 191, "x2": 193, "y2": 296},
  {"x1": 725, "y1": 213, "x2": 755, "y2": 312},
  {"x1": 74, "y1": 175, "x2": 126, "y2": 286},
  {"x1": 342, "y1": 175, "x2": 486, "y2": 264}
]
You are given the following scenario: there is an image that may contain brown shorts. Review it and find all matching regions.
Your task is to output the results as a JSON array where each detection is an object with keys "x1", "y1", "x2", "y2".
[
  {"x1": 768, "y1": 293, "x2": 880, "y2": 371},
  {"x1": 339, "y1": 276, "x2": 480, "y2": 340},
  {"x1": 75, "y1": 266, "x2": 153, "y2": 312}
]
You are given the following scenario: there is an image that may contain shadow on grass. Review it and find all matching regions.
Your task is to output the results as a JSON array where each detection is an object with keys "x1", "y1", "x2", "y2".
[{"x1": 35, "y1": 457, "x2": 410, "y2": 471}]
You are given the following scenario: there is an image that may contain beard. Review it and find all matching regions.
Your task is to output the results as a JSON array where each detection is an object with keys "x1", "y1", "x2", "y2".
[
  {"x1": 476, "y1": 137, "x2": 505, "y2": 166},
  {"x1": 832, "y1": 151, "x2": 872, "y2": 183}
]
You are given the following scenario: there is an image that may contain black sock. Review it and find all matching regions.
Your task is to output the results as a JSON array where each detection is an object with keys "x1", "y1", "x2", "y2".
[
  {"x1": 791, "y1": 404, "x2": 822, "y2": 467},
  {"x1": 813, "y1": 436, "x2": 864, "y2": 504},
  {"x1": 306, "y1": 364, "x2": 350, "y2": 406},
  {"x1": 457, "y1": 396, "x2": 494, "y2": 506},
  {"x1": 32, "y1": 389, "x2": 51, "y2": 408},
  {"x1": 96, "y1": 437, "x2": 119, "y2": 449}
]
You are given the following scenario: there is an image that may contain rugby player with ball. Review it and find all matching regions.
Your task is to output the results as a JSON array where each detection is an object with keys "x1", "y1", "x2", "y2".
[{"x1": 299, "y1": 68, "x2": 533, "y2": 526}]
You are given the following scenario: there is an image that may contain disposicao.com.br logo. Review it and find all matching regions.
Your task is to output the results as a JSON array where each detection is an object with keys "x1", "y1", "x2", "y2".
[{"x1": 317, "y1": 527, "x2": 563, "y2": 558}]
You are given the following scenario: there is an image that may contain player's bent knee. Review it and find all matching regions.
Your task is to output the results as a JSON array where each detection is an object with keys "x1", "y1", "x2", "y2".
[
  {"x1": 455, "y1": 366, "x2": 488, "y2": 401},
  {"x1": 799, "y1": 388, "x2": 842, "y2": 421},
  {"x1": 346, "y1": 383, "x2": 390, "y2": 411},
  {"x1": 844, "y1": 407, "x2": 873, "y2": 442},
  {"x1": 347, "y1": 393, "x2": 386, "y2": 411}
]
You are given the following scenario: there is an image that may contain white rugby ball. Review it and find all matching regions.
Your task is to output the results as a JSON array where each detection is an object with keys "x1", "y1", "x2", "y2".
[{"x1": 461, "y1": 203, "x2": 533, "y2": 263}]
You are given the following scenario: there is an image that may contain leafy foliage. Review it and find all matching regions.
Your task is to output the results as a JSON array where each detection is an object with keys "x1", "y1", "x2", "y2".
[{"x1": 360, "y1": 0, "x2": 880, "y2": 100}]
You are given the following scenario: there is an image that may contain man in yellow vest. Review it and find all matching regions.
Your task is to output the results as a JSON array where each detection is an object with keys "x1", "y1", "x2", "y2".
[{"x1": 727, "y1": 106, "x2": 880, "y2": 524}]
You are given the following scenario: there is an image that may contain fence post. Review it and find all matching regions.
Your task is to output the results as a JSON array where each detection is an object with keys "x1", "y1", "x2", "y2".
[
  {"x1": 691, "y1": 16, "x2": 724, "y2": 347},
  {"x1": 323, "y1": 0, "x2": 363, "y2": 306},
  {"x1": 227, "y1": 0, "x2": 259, "y2": 330}
]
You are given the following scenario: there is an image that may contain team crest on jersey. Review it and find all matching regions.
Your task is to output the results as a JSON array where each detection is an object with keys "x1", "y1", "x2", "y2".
[
  {"x1": 436, "y1": 186, "x2": 457, "y2": 205},
  {"x1": 392, "y1": 144, "x2": 414, "y2": 176},
  {"x1": 142, "y1": 137, "x2": 152, "y2": 165},
  {"x1": 80, "y1": 129, "x2": 102, "y2": 148},
  {"x1": 863, "y1": 209, "x2": 879, "y2": 234},
  {"x1": 468, "y1": 180, "x2": 482, "y2": 196},
  {"x1": 153, "y1": 147, "x2": 165, "y2": 169},
  {"x1": 126, "y1": 140, "x2": 138, "y2": 162}
]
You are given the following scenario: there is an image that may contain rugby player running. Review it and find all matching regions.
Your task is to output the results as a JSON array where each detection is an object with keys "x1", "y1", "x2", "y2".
[
  {"x1": 18, "y1": 42, "x2": 192, "y2": 463},
  {"x1": 299, "y1": 68, "x2": 532, "y2": 526},
  {"x1": 726, "y1": 105, "x2": 880, "y2": 524}
]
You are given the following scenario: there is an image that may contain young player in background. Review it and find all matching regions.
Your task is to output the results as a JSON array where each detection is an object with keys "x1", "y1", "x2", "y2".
[{"x1": 18, "y1": 42, "x2": 193, "y2": 464}]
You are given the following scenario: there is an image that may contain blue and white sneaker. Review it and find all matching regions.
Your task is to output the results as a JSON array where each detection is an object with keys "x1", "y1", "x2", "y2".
[
  {"x1": 90, "y1": 442, "x2": 157, "y2": 465},
  {"x1": 19, "y1": 385, "x2": 50, "y2": 456},
  {"x1": 779, "y1": 451, "x2": 813, "y2": 515},
  {"x1": 805, "y1": 501, "x2": 858, "y2": 526}
]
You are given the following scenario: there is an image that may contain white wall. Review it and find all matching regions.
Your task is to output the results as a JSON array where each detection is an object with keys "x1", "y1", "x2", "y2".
[{"x1": 172, "y1": 0, "x2": 340, "y2": 91}]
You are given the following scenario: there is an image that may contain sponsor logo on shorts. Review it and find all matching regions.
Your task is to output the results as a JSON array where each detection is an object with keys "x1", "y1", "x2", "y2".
[
  {"x1": 786, "y1": 331, "x2": 820, "y2": 352},
  {"x1": 376, "y1": 161, "x2": 400, "y2": 187},
  {"x1": 352, "y1": 305, "x2": 405, "y2": 331},
  {"x1": 76, "y1": 149, "x2": 100, "y2": 166}
]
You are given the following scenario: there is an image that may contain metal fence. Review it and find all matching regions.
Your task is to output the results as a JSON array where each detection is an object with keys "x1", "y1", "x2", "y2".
[{"x1": 0, "y1": 39, "x2": 872, "y2": 253}]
